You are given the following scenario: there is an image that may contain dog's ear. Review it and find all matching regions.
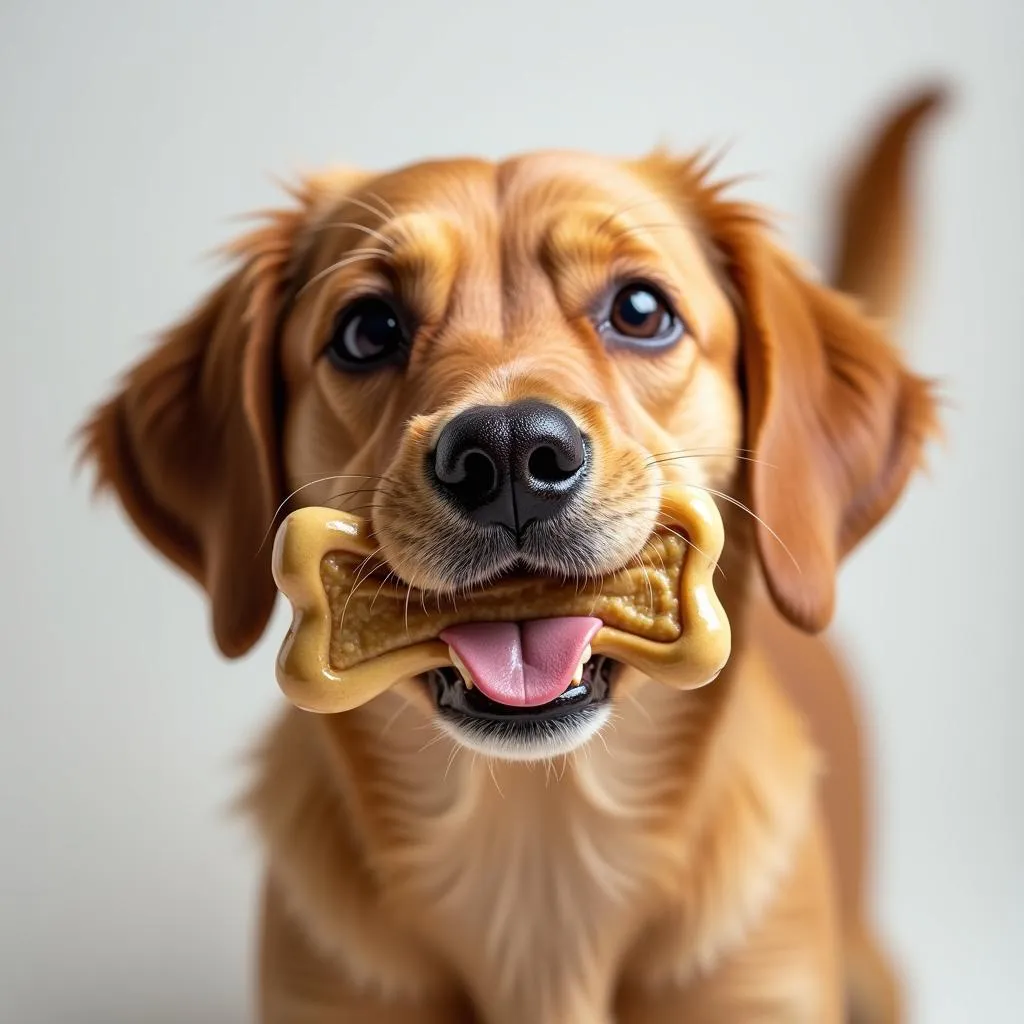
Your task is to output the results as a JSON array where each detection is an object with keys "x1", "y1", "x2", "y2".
[
  {"x1": 79, "y1": 169, "x2": 366, "y2": 657},
  {"x1": 640, "y1": 86, "x2": 944, "y2": 634},
  {"x1": 720, "y1": 222, "x2": 939, "y2": 632},
  {"x1": 80, "y1": 225, "x2": 293, "y2": 657}
]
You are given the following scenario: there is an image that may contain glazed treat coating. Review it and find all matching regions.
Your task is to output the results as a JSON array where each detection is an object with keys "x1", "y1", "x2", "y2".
[{"x1": 272, "y1": 485, "x2": 731, "y2": 713}]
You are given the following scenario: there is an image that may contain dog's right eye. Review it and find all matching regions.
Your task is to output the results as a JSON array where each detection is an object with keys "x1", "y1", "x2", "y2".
[{"x1": 326, "y1": 297, "x2": 410, "y2": 371}]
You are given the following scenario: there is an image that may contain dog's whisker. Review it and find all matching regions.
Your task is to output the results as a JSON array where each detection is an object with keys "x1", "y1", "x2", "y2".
[
  {"x1": 645, "y1": 539, "x2": 673, "y2": 597},
  {"x1": 594, "y1": 196, "x2": 668, "y2": 235},
  {"x1": 646, "y1": 453, "x2": 775, "y2": 470},
  {"x1": 415, "y1": 727, "x2": 449, "y2": 756},
  {"x1": 297, "y1": 249, "x2": 392, "y2": 299},
  {"x1": 646, "y1": 446, "x2": 758, "y2": 458},
  {"x1": 379, "y1": 700, "x2": 410, "y2": 738},
  {"x1": 589, "y1": 571, "x2": 607, "y2": 618},
  {"x1": 338, "y1": 193, "x2": 393, "y2": 225},
  {"x1": 339, "y1": 547, "x2": 386, "y2": 637},
  {"x1": 324, "y1": 501, "x2": 390, "y2": 518},
  {"x1": 611, "y1": 221, "x2": 692, "y2": 242},
  {"x1": 318, "y1": 220, "x2": 396, "y2": 250},
  {"x1": 369, "y1": 569, "x2": 400, "y2": 612},
  {"x1": 344, "y1": 549, "x2": 388, "y2": 599},
  {"x1": 487, "y1": 760, "x2": 505, "y2": 799},
  {"x1": 404, "y1": 580, "x2": 415, "y2": 636},
  {"x1": 364, "y1": 190, "x2": 398, "y2": 219},
  {"x1": 646, "y1": 534, "x2": 670, "y2": 578},
  {"x1": 297, "y1": 469, "x2": 402, "y2": 487},
  {"x1": 397, "y1": 564, "x2": 429, "y2": 636},
  {"x1": 626, "y1": 689, "x2": 654, "y2": 725},
  {"x1": 256, "y1": 473, "x2": 398, "y2": 554},
  {"x1": 694, "y1": 485, "x2": 800, "y2": 573},
  {"x1": 321, "y1": 484, "x2": 397, "y2": 505},
  {"x1": 443, "y1": 744, "x2": 461, "y2": 782},
  {"x1": 650, "y1": 513, "x2": 728, "y2": 581}
]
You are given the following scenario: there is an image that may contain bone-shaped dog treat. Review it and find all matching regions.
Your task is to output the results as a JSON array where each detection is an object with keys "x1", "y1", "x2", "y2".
[{"x1": 272, "y1": 485, "x2": 731, "y2": 713}]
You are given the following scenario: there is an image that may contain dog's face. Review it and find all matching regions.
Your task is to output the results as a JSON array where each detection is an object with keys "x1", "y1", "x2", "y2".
[
  {"x1": 277, "y1": 155, "x2": 744, "y2": 755},
  {"x1": 82, "y1": 150, "x2": 936, "y2": 759},
  {"x1": 283, "y1": 154, "x2": 740, "y2": 592}
]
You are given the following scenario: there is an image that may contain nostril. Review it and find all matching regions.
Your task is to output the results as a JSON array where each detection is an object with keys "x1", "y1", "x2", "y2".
[
  {"x1": 508, "y1": 400, "x2": 586, "y2": 491},
  {"x1": 460, "y1": 450, "x2": 498, "y2": 495},
  {"x1": 435, "y1": 445, "x2": 499, "y2": 498},
  {"x1": 432, "y1": 406, "x2": 509, "y2": 519},
  {"x1": 527, "y1": 444, "x2": 578, "y2": 484}
]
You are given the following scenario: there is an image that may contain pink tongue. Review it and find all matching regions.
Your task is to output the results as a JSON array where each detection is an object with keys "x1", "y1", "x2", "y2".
[{"x1": 440, "y1": 617, "x2": 602, "y2": 707}]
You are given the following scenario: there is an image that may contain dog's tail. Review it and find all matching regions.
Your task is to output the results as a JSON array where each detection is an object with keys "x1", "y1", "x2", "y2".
[{"x1": 828, "y1": 84, "x2": 947, "y2": 327}]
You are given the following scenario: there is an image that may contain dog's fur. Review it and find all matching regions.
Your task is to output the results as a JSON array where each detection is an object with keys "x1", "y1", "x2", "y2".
[{"x1": 81, "y1": 89, "x2": 944, "y2": 1023}]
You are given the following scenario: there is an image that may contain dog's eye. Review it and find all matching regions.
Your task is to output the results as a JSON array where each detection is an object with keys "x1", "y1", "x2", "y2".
[
  {"x1": 599, "y1": 283, "x2": 684, "y2": 350},
  {"x1": 326, "y1": 297, "x2": 409, "y2": 371}
]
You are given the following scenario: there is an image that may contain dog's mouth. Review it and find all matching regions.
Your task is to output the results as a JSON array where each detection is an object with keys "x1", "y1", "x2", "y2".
[
  {"x1": 438, "y1": 616, "x2": 605, "y2": 707},
  {"x1": 271, "y1": 485, "x2": 731, "y2": 750},
  {"x1": 425, "y1": 652, "x2": 619, "y2": 758},
  {"x1": 420, "y1": 605, "x2": 627, "y2": 757},
  {"x1": 427, "y1": 651, "x2": 619, "y2": 750}
]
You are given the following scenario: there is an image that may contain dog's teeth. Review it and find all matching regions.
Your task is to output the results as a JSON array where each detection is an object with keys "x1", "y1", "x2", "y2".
[
  {"x1": 571, "y1": 644, "x2": 592, "y2": 686},
  {"x1": 448, "y1": 647, "x2": 474, "y2": 689}
]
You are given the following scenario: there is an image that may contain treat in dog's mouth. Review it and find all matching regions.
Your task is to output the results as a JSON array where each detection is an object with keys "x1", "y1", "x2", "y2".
[
  {"x1": 317, "y1": 538, "x2": 683, "y2": 753},
  {"x1": 271, "y1": 484, "x2": 731, "y2": 745}
]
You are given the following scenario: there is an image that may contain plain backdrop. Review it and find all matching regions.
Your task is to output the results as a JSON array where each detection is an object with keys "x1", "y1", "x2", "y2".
[{"x1": 2, "y1": 1, "x2": 1021, "y2": 1021}]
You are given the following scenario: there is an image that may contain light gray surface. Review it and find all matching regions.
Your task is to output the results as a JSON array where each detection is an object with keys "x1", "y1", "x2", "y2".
[{"x1": 1, "y1": 1, "x2": 1021, "y2": 1021}]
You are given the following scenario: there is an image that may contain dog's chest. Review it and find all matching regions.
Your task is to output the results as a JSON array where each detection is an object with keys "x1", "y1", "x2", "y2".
[
  {"x1": 392, "y1": 764, "x2": 656, "y2": 1024},
  {"x1": 354, "y1": 681, "x2": 707, "y2": 1023}
]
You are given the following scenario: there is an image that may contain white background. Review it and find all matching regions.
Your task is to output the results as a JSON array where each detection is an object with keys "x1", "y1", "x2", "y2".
[{"x1": 2, "y1": 1, "x2": 1021, "y2": 1021}]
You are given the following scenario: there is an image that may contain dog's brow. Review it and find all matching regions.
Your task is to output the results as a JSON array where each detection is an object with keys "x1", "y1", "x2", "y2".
[
  {"x1": 293, "y1": 210, "x2": 462, "y2": 313},
  {"x1": 540, "y1": 204, "x2": 675, "y2": 281},
  {"x1": 386, "y1": 213, "x2": 458, "y2": 266}
]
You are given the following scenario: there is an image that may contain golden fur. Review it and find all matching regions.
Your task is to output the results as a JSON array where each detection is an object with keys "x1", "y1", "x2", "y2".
[{"x1": 81, "y1": 87, "x2": 944, "y2": 1022}]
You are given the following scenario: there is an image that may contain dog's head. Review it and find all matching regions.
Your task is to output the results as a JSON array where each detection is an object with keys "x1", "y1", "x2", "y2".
[{"x1": 81, "y1": 116, "x2": 939, "y2": 759}]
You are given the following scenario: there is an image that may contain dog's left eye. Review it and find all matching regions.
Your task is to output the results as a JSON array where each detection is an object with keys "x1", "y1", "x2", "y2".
[
  {"x1": 326, "y1": 297, "x2": 410, "y2": 371},
  {"x1": 598, "y1": 283, "x2": 684, "y2": 350}
]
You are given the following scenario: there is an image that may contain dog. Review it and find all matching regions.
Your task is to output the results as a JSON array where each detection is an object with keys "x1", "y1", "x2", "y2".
[{"x1": 81, "y1": 87, "x2": 944, "y2": 1023}]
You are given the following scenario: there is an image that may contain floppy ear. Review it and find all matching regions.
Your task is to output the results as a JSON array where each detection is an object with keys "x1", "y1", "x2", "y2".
[
  {"x1": 724, "y1": 225, "x2": 939, "y2": 632},
  {"x1": 81, "y1": 169, "x2": 370, "y2": 657},
  {"x1": 79, "y1": 218, "x2": 295, "y2": 656}
]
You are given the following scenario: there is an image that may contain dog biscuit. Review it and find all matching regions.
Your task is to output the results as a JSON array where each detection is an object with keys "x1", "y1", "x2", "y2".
[{"x1": 272, "y1": 485, "x2": 731, "y2": 713}]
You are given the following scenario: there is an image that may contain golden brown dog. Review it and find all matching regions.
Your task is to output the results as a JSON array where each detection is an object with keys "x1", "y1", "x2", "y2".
[{"x1": 81, "y1": 88, "x2": 944, "y2": 1023}]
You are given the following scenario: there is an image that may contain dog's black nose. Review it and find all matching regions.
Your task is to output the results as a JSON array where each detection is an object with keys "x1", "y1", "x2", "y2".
[{"x1": 432, "y1": 400, "x2": 587, "y2": 534}]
